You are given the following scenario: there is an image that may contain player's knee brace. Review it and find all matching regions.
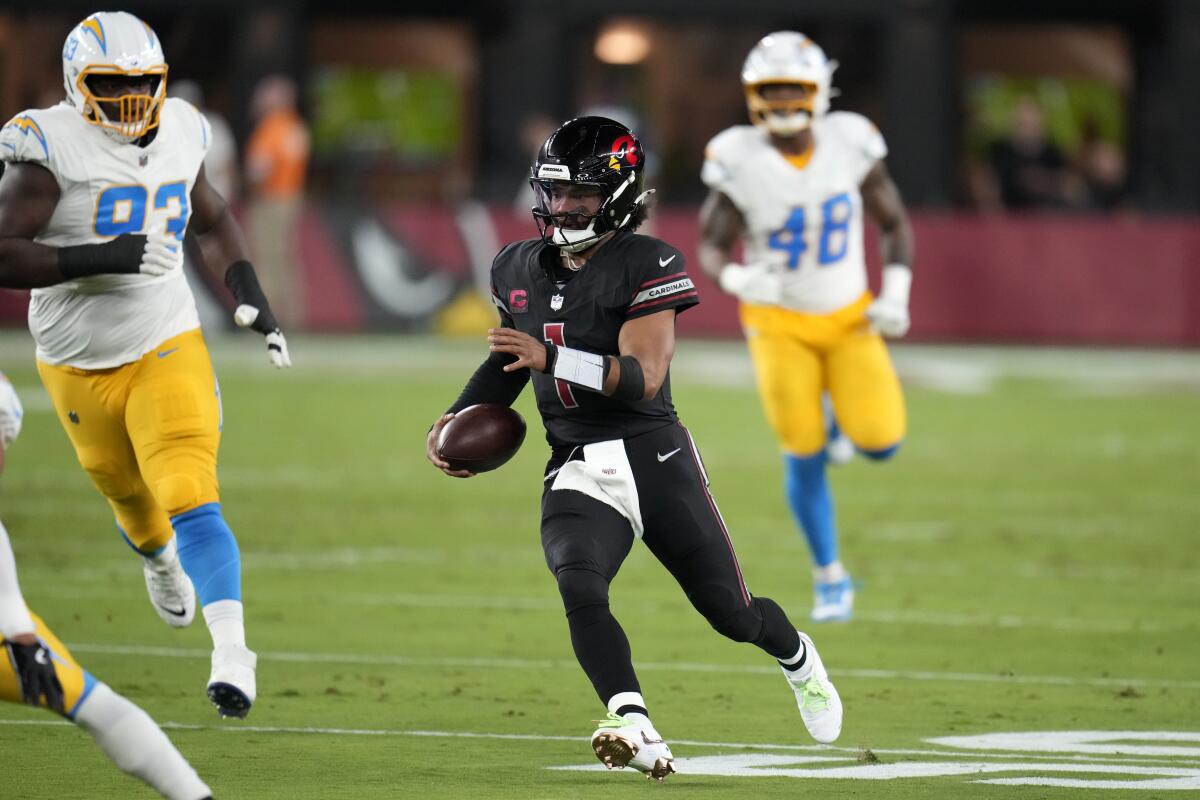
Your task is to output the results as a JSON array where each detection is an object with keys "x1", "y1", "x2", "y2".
[{"x1": 555, "y1": 567, "x2": 611, "y2": 616}]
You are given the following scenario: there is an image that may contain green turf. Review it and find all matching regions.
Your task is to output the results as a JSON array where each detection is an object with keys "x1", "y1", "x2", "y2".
[{"x1": 1, "y1": 334, "x2": 1197, "y2": 799}]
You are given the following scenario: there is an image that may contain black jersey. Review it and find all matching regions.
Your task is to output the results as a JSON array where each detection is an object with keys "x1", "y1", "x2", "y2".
[{"x1": 490, "y1": 232, "x2": 699, "y2": 448}]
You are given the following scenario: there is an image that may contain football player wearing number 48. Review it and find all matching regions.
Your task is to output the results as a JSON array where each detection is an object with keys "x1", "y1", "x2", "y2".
[
  {"x1": 698, "y1": 32, "x2": 915, "y2": 623},
  {"x1": 0, "y1": 11, "x2": 293, "y2": 718}
]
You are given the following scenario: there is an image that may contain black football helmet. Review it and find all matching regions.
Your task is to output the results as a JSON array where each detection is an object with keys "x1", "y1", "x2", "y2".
[{"x1": 530, "y1": 116, "x2": 651, "y2": 253}]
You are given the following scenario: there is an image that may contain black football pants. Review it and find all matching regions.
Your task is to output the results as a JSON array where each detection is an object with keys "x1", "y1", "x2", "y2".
[{"x1": 540, "y1": 422, "x2": 800, "y2": 707}]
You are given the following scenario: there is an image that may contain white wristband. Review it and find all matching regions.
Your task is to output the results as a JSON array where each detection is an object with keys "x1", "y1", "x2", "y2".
[
  {"x1": 553, "y1": 346, "x2": 607, "y2": 392},
  {"x1": 879, "y1": 264, "x2": 912, "y2": 306}
]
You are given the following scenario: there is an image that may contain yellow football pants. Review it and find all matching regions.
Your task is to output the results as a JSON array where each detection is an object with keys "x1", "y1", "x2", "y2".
[
  {"x1": 0, "y1": 611, "x2": 92, "y2": 717},
  {"x1": 740, "y1": 292, "x2": 906, "y2": 457},
  {"x1": 37, "y1": 328, "x2": 222, "y2": 552}
]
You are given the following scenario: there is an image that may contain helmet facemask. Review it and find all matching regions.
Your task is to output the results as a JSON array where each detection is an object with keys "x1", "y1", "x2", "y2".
[
  {"x1": 78, "y1": 67, "x2": 168, "y2": 140},
  {"x1": 745, "y1": 81, "x2": 819, "y2": 136},
  {"x1": 531, "y1": 171, "x2": 642, "y2": 254}
]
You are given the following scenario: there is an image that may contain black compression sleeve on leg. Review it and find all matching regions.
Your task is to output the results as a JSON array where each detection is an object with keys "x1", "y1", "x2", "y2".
[
  {"x1": 58, "y1": 234, "x2": 146, "y2": 279},
  {"x1": 610, "y1": 355, "x2": 645, "y2": 402},
  {"x1": 447, "y1": 350, "x2": 530, "y2": 414},
  {"x1": 223, "y1": 260, "x2": 279, "y2": 334}
]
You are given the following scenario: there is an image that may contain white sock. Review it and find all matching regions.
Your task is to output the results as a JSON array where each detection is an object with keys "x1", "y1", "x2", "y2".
[
  {"x1": 74, "y1": 683, "x2": 211, "y2": 800},
  {"x1": 813, "y1": 561, "x2": 848, "y2": 583},
  {"x1": 202, "y1": 599, "x2": 245, "y2": 650},
  {"x1": 780, "y1": 634, "x2": 813, "y2": 680},
  {"x1": 606, "y1": 691, "x2": 647, "y2": 716}
]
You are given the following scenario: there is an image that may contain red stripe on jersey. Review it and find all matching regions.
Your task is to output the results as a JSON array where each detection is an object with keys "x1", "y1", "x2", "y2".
[{"x1": 637, "y1": 271, "x2": 688, "y2": 291}]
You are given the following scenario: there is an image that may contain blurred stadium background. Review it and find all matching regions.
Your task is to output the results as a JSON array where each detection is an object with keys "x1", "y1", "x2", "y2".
[
  {"x1": 1, "y1": 0, "x2": 1198, "y2": 343},
  {"x1": 1, "y1": 2, "x2": 1198, "y2": 798}
]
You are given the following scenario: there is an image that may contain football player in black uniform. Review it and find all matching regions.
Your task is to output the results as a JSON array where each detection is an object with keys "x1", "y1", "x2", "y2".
[{"x1": 425, "y1": 117, "x2": 843, "y2": 781}]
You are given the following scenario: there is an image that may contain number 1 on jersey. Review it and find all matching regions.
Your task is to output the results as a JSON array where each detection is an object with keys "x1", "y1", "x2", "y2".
[{"x1": 543, "y1": 322, "x2": 578, "y2": 409}]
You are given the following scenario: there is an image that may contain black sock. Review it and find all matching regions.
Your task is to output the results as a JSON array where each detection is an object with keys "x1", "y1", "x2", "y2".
[
  {"x1": 778, "y1": 635, "x2": 807, "y2": 672},
  {"x1": 615, "y1": 704, "x2": 649, "y2": 718}
]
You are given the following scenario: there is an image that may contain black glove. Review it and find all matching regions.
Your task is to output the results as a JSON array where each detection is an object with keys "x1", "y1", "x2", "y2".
[
  {"x1": 58, "y1": 234, "x2": 148, "y2": 279},
  {"x1": 4, "y1": 638, "x2": 65, "y2": 714}
]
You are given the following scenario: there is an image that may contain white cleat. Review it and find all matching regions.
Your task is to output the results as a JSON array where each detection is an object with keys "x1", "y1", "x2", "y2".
[
  {"x1": 142, "y1": 538, "x2": 195, "y2": 628},
  {"x1": 783, "y1": 631, "x2": 843, "y2": 743},
  {"x1": 207, "y1": 644, "x2": 257, "y2": 719},
  {"x1": 590, "y1": 712, "x2": 676, "y2": 782},
  {"x1": 811, "y1": 577, "x2": 855, "y2": 623}
]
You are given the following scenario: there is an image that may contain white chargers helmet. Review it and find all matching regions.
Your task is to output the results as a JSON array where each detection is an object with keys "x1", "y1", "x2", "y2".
[
  {"x1": 741, "y1": 31, "x2": 838, "y2": 136},
  {"x1": 61, "y1": 11, "x2": 168, "y2": 141}
]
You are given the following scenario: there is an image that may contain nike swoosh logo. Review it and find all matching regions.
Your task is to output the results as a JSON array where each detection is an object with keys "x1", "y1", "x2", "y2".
[
  {"x1": 157, "y1": 347, "x2": 180, "y2": 358},
  {"x1": 659, "y1": 254, "x2": 677, "y2": 268},
  {"x1": 657, "y1": 448, "x2": 681, "y2": 462},
  {"x1": 158, "y1": 604, "x2": 188, "y2": 617}
]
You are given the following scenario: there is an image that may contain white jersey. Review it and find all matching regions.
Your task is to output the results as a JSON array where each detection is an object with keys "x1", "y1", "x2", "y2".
[
  {"x1": 0, "y1": 98, "x2": 211, "y2": 368},
  {"x1": 702, "y1": 112, "x2": 886, "y2": 314}
]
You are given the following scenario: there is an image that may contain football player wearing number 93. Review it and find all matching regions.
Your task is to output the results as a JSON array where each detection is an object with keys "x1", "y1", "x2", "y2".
[
  {"x1": 0, "y1": 11, "x2": 293, "y2": 718},
  {"x1": 426, "y1": 116, "x2": 843, "y2": 781},
  {"x1": 699, "y1": 32, "x2": 916, "y2": 623}
]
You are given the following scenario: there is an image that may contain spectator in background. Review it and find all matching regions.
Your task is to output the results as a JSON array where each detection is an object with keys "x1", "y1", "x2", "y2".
[
  {"x1": 171, "y1": 80, "x2": 239, "y2": 202},
  {"x1": 246, "y1": 75, "x2": 310, "y2": 329},
  {"x1": 987, "y1": 96, "x2": 1082, "y2": 209},
  {"x1": 1076, "y1": 119, "x2": 1129, "y2": 211}
]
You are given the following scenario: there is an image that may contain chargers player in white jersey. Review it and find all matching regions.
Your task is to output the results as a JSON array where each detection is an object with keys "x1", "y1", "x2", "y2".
[
  {"x1": 698, "y1": 32, "x2": 915, "y2": 622},
  {"x1": 0, "y1": 373, "x2": 213, "y2": 799},
  {"x1": 0, "y1": 11, "x2": 293, "y2": 717}
]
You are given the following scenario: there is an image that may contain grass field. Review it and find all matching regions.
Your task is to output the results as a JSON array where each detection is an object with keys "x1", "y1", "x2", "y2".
[{"x1": 1, "y1": 333, "x2": 1198, "y2": 799}]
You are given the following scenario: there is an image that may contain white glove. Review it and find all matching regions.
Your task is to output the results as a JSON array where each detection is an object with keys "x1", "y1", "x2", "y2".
[
  {"x1": 139, "y1": 227, "x2": 184, "y2": 277},
  {"x1": 234, "y1": 304, "x2": 293, "y2": 369},
  {"x1": 718, "y1": 262, "x2": 782, "y2": 306},
  {"x1": 866, "y1": 264, "x2": 912, "y2": 338}
]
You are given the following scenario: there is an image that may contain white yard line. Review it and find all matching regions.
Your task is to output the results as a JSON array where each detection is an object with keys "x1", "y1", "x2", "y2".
[
  {"x1": 0, "y1": 719, "x2": 1197, "y2": 768},
  {"x1": 60, "y1": 642, "x2": 1200, "y2": 691}
]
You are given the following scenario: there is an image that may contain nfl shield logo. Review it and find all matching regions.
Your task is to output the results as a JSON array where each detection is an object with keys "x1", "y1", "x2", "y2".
[
  {"x1": 550, "y1": 294, "x2": 564, "y2": 311},
  {"x1": 139, "y1": 155, "x2": 149, "y2": 167}
]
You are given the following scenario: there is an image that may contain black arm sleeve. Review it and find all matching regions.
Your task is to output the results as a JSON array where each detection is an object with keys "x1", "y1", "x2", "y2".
[
  {"x1": 446, "y1": 350, "x2": 530, "y2": 414},
  {"x1": 224, "y1": 260, "x2": 280, "y2": 334},
  {"x1": 0, "y1": 234, "x2": 146, "y2": 288}
]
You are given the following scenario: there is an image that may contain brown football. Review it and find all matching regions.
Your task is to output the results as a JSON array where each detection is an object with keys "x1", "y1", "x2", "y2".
[{"x1": 436, "y1": 404, "x2": 527, "y2": 473}]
